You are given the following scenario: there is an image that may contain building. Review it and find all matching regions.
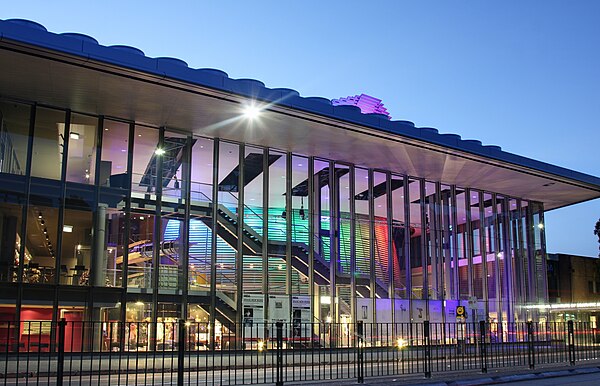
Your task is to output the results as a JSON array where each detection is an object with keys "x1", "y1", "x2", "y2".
[
  {"x1": 546, "y1": 253, "x2": 600, "y2": 323},
  {"x1": 1, "y1": 18, "x2": 599, "y2": 348}
]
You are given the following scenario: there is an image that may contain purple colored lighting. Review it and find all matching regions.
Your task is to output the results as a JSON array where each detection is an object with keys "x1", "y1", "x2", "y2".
[{"x1": 331, "y1": 94, "x2": 391, "y2": 119}]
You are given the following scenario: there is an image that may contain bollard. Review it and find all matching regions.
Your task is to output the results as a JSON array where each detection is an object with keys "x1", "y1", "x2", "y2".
[
  {"x1": 177, "y1": 319, "x2": 186, "y2": 386},
  {"x1": 527, "y1": 321, "x2": 535, "y2": 370},
  {"x1": 567, "y1": 320, "x2": 575, "y2": 365},
  {"x1": 356, "y1": 321, "x2": 364, "y2": 383},
  {"x1": 276, "y1": 322, "x2": 284, "y2": 386},
  {"x1": 424, "y1": 321, "x2": 431, "y2": 378},
  {"x1": 57, "y1": 318, "x2": 66, "y2": 386},
  {"x1": 479, "y1": 321, "x2": 488, "y2": 373}
]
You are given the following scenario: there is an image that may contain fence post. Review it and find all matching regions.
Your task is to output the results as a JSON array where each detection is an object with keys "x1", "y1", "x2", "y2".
[
  {"x1": 356, "y1": 321, "x2": 364, "y2": 384},
  {"x1": 479, "y1": 320, "x2": 487, "y2": 373},
  {"x1": 56, "y1": 318, "x2": 66, "y2": 386},
  {"x1": 527, "y1": 321, "x2": 535, "y2": 370},
  {"x1": 567, "y1": 320, "x2": 575, "y2": 365},
  {"x1": 276, "y1": 321, "x2": 284, "y2": 386},
  {"x1": 423, "y1": 321, "x2": 431, "y2": 378},
  {"x1": 177, "y1": 319, "x2": 186, "y2": 386}
]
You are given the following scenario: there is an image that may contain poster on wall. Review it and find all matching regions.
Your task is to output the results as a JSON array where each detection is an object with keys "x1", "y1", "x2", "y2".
[
  {"x1": 269, "y1": 295, "x2": 290, "y2": 322},
  {"x1": 394, "y1": 299, "x2": 410, "y2": 323},
  {"x1": 291, "y1": 295, "x2": 311, "y2": 339},
  {"x1": 356, "y1": 298, "x2": 373, "y2": 323},
  {"x1": 242, "y1": 294, "x2": 265, "y2": 340},
  {"x1": 429, "y1": 300, "x2": 444, "y2": 323},
  {"x1": 411, "y1": 299, "x2": 427, "y2": 322}
]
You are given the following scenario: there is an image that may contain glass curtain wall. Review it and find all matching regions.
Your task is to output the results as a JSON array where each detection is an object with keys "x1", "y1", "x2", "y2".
[
  {"x1": 354, "y1": 167, "x2": 371, "y2": 321},
  {"x1": 242, "y1": 145, "x2": 264, "y2": 294},
  {"x1": 158, "y1": 131, "x2": 188, "y2": 295},
  {"x1": 267, "y1": 150, "x2": 286, "y2": 295},
  {"x1": 0, "y1": 100, "x2": 30, "y2": 283},
  {"x1": 0, "y1": 101, "x2": 552, "y2": 328},
  {"x1": 216, "y1": 141, "x2": 240, "y2": 304},
  {"x1": 98, "y1": 119, "x2": 131, "y2": 288},
  {"x1": 391, "y1": 175, "x2": 407, "y2": 300},
  {"x1": 129, "y1": 125, "x2": 159, "y2": 291},
  {"x1": 313, "y1": 159, "x2": 331, "y2": 322},
  {"x1": 188, "y1": 137, "x2": 214, "y2": 293},
  {"x1": 291, "y1": 155, "x2": 309, "y2": 296}
]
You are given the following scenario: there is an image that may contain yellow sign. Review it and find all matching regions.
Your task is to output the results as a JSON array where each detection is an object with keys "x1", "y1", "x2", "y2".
[{"x1": 456, "y1": 306, "x2": 466, "y2": 318}]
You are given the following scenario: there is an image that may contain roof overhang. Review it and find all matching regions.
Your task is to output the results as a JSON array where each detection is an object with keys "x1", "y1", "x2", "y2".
[{"x1": 0, "y1": 34, "x2": 599, "y2": 210}]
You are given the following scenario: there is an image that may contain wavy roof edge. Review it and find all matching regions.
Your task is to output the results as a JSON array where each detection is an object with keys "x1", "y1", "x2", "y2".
[{"x1": 1, "y1": 18, "x2": 599, "y2": 189}]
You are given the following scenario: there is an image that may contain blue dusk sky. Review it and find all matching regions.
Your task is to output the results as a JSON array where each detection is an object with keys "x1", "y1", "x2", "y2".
[{"x1": 3, "y1": 1, "x2": 599, "y2": 256}]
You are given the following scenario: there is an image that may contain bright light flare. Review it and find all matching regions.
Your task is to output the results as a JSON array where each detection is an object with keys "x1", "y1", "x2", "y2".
[
  {"x1": 155, "y1": 148, "x2": 166, "y2": 155},
  {"x1": 397, "y1": 338, "x2": 407, "y2": 349},
  {"x1": 243, "y1": 104, "x2": 262, "y2": 119},
  {"x1": 257, "y1": 340, "x2": 265, "y2": 352}
]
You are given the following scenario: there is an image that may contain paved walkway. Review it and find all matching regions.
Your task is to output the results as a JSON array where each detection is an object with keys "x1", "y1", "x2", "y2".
[{"x1": 289, "y1": 361, "x2": 600, "y2": 386}]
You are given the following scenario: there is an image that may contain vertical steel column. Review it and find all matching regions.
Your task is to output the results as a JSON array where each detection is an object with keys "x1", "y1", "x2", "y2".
[
  {"x1": 433, "y1": 181, "x2": 443, "y2": 302},
  {"x1": 501, "y1": 198, "x2": 515, "y2": 324},
  {"x1": 312, "y1": 160, "x2": 322, "y2": 320},
  {"x1": 151, "y1": 127, "x2": 165, "y2": 348},
  {"x1": 262, "y1": 148, "x2": 269, "y2": 318},
  {"x1": 235, "y1": 143, "x2": 245, "y2": 345},
  {"x1": 349, "y1": 165, "x2": 357, "y2": 323},
  {"x1": 465, "y1": 189, "x2": 475, "y2": 320},
  {"x1": 308, "y1": 157, "x2": 315, "y2": 321},
  {"x1": 120, "y1": 122, "x2": 136, "y2": 345},
  {"x1": 15, "y1": 103, "x2": 36, "y2": 341},
  {"x1": 514, "y1": 199, "x2": 526, "y2": 309},
  {"x1": 419, "y1": 179, "x2": 428, "y2": 318},
  {"x1": 403, "y1": 176, "x2": 412, "y2": 319},
  {"x1": 478, "y1": 191, "x2": 489, "y2": 320},
  {"x1": 492, "y1": 194, "x2": 502, "y2": 324},
  {"x1": 368, "y1": 169, "x2": 376, "y2": 320},
  {"x1": 180, "y1": 135, "x2": 192, "y2": 320},
  {"x1": 537, "y1": 205, "x2": 549, "y2": 305},
  {"x1": 209, "y1": 139, "x2": 219, "y2": 349},
  {"x1": 386, "y1": 171, "x2": 394, "y2": 321},
  {"x1": 450, "y1": 186, "x2": 460, "y2": 301},
  {"x1": 91, "y1": 117, "x2": 104, "y2": 288},
  {"x1": 286, "y1": 153, "x2": 292, "y2": 297},
  {"x1": 329, "y1": 160, "x2": 338, "y2": 321},
  {"x1": 524, "y1": 203, "x2": 536, "y2": 309},
  {"x1": 51, "y1": 110, "x2": 71, "y2": 341}
]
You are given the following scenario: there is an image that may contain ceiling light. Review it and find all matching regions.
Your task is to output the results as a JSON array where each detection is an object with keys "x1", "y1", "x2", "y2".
[
  {"x1": 63, "y1": 225, "x2": 73, "y2": 233},
  {"x1": 70, "y1": 132, "x2": 80, "y2": 140},
  {"x1": 38, "y1": 212, "x2": 43, "y2": 219}
]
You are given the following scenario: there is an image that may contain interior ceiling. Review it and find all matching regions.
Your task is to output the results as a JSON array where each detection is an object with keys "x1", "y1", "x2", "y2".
[{"x1": 0, "y1": 43, "x2": 599, "y2": 211}]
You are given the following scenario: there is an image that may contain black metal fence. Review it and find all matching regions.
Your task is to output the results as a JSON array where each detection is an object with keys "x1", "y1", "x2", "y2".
[{"x1": 1, "y1": 319, "x2": 599, "y2": 385}]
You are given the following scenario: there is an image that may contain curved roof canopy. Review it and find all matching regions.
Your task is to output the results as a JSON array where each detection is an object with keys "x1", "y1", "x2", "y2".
[{"x1": 0, "y1": 18, "x2": 599, "y2": 210}]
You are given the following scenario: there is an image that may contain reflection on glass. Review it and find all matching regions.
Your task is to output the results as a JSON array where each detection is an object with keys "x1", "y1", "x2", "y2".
[
  {"x1": 0, "y1": 101, "x2": 30, "y2": 175},
  {"x1": 0, "y1": 190, "x2": 23, "y2": 282},
  {"x1": 31, "y1": 108, "x2": 67, "y2": 180},
  {"x1": 100, "y1": 120, "x2": 129, "y2": 188},
  {"x1": 66, "y1": 113, "x2": 97, "y2": 185}
]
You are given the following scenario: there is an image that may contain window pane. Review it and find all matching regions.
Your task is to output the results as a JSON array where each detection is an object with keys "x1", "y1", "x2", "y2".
[
  {"x1": 0, "y1": 101, "x2": 30, "y2": 176},
  {"x1": 31, "y1": 108, "x2": 67, "y2": 180},
  {"x1": 100, "y1": 120, "x2": 130, "y2": 188},
  {"x1": 66, "y1": 113, "x2": 97, "y2": 184}
]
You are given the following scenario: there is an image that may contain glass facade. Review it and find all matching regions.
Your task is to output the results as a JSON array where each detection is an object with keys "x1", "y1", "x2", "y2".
[{"x1": 0, "y1": 98, "x2": 550, "y2": 348}]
